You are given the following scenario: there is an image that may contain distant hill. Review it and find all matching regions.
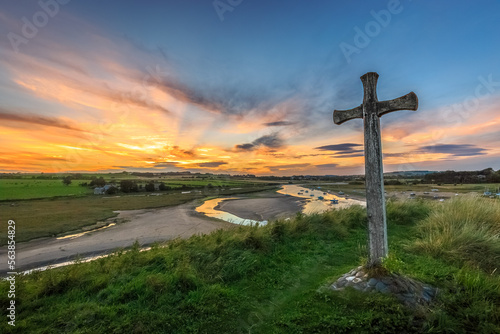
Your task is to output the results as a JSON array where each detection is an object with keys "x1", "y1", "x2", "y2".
[{"x1": 384, "y1": 171, "x2": 435, "y2": 177}]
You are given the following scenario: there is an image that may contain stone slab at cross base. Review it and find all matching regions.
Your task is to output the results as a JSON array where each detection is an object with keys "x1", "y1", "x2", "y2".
[{"x1": 329, "y1": 266, "x2": 437, "y2": 308}]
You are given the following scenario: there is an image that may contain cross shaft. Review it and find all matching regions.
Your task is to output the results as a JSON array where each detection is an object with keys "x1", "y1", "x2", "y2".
[{"x1": 333, "y1": 72, "x2": 418, "y2": 267}]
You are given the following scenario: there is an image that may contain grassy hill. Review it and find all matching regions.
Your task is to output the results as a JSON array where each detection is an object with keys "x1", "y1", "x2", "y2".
[{"x1": 1, "y1": 196, "x2": 499, "y2": 333}]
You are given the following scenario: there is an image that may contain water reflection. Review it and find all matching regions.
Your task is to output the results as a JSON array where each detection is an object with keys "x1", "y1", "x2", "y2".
[
  {"x1": 57, "y1": 223, "x2": 116, "y2": 240},
  {"x1": 195, "y1": 186, "x2": 366, "y2": 226},
  {"x1": 277, "y1": 185, "x2": 365, "y2": 214},
  {"x1": 195, "y1": 198, "x2": 267, "y2": 226}
]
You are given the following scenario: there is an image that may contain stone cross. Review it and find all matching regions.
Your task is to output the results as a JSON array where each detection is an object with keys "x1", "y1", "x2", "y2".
[{"x1": 333, "y1": 72, "x2": 418, "y2": 267}]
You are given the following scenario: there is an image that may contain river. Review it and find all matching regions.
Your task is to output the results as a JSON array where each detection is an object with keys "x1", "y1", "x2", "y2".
[
  {"x1": 195, "y1": 198, "x2": 267, "y2": 226},
  {"x1": 196, "y1": 185, "x2": 366, "y2": 226}
]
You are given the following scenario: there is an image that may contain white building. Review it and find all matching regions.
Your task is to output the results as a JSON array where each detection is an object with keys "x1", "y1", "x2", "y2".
[{"x1": 94, "y1": 185, "x2": 113, "y2": 195}]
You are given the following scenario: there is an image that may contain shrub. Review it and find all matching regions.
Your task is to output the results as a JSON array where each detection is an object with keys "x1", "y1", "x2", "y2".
[
  {"x1": 120, "y1": 180, "x2": 138, "y2": 193},
  {"x1": 145, "y1": 182, "x2": 155, "y2": 192},
  {"x1": 159, "y1": 182, "x2": 170, "y2": 191},
  {"x1": 62, "y1": 176, "x2": 72, "y2": 186}
]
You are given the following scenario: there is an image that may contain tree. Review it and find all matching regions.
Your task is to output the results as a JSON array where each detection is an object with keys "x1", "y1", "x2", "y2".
[
  {"x1": 145, "y1": 182, "x2": 155, "y2": 192},
  {"x1": 158, "y1": 182, "x2": 170, "y2": 191},
  {"x1": 62, "y1": 176, "x2": 72, "y2": 186},
  {"x1": 90, "y1": 177, "x2": 106, "y2": 187},
  {"x1": 120, "y1": 180, "x2": 138, "y2": 193},
  {"x1": 106, "y1": 186, "x2": 118, "y2": 195}
]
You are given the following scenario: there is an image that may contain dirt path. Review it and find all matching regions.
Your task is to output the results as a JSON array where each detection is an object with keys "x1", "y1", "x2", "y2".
[{"x1": 0, "y1": 202, "x2": 232, "y2": 274}]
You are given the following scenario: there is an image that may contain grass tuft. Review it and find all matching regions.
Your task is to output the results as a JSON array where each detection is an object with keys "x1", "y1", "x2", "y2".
[{"x1": 411, "y1": 194, "x2": 500, "y2": 273}]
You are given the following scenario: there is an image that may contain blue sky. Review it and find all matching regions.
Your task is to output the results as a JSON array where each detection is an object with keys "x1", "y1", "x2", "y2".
[{"x1": 1, "y1": 0, "x2": 499, "y2": 174}]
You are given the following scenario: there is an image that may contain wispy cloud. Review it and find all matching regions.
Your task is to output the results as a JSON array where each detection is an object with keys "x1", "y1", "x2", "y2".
[
  {"x1": 263, "y1": 121, "x2": 295, "y2": 127},
  {"x1": 419, "y1": 144, "x2": 487, "y2": 157},
  {"x1": 315, "y1": 143, "x2": 362, "y2": 152},
  {"x1": 235, "y1": 133, "x2": 284, "y2": 151},
  {"x1": 0, "y1": 109, "x2": 89, "y2": 133},
  {"x1": 267, "y1": 163, "x2": 311, "y2": 172},
  {"x1": 316, "y1": 163, "x2": 339, "y2": 168},
  {"x1": 197, "y1": 161, "x2": 227, "y2": 168},
  {"x1": 314, "y1": 143, "x2": 364, "y2": 158}
]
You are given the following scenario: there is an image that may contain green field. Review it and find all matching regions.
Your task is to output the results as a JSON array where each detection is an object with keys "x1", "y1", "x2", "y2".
[
  {"x1": 1, "y1": 197, "x2": 498, "y2": 333},
  {"x1": 0, "y1": 179, "x2": 93, "y2": 201},
  {"x1": 0, "y1": 176, "x2": 263, "y2": 201}
]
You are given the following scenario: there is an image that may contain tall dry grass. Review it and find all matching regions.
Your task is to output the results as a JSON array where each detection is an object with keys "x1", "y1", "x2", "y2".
[{"x1": 411, "y1": 194, "x2": 500, "y2": 273}]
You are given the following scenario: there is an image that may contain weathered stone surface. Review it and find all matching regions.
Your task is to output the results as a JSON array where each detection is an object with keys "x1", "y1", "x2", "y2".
[
  {"x1": 375, "y1": 281, "x2": 387, "y2": 292},
  {"x1": 368, "y1": 278, "x2": 378, "y2": 287},
  {"x1": 329, "y1": 266, "x2": 437, "y2": 308}
]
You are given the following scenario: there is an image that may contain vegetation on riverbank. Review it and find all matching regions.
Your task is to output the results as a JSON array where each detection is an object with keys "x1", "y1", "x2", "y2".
[
  {"x1": 0, "y1": 186, "x2": 277, "y2": 245},
  {"x1": 1, "y1": 196, "x2": 498, "y2": 333}
]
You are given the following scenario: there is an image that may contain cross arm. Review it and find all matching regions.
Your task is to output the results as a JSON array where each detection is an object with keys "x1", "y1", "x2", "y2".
[
  {"x1": 377, "y1": 92, "x2": 418, "y2": 117},
  {"x1": 333, "y1": 105, "x2": 363, "y2": 125}
]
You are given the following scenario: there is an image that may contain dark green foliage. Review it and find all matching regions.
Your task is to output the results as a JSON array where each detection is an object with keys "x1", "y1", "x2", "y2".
[
  {"x1": 158, "y1": 182, "x2": 170, "y2": 191},
  {"x1": 119, "y1": 180, "x2": 138, "y2": 193},
  {"x1": 62, "y1": 176, "x2": 72, "y2": 186},
  {"x1": 89, "y1": 176, "x2": 106, "y2": 187},
  {"x1": 105, "y1": 186, "x2": 118, "y2": 195},
  {"x1": 144, "y1": 181, "x2": 155, "y2": 192}
]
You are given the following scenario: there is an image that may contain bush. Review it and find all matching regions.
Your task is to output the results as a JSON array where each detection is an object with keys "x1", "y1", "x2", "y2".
[
  {"x1": 90, "y1": 177, "x2": 106, "y2": 187},
  {"x1": 145, "y1": 182, "x2": 155, "y2": 192},
  {"x1": 106, "y1": 186, "x2": 118, "y2": 195},
  {"x1": 120, "y1": 180, "x2": 138, "y2": 193},
  {"x1": 62, "y1": 176, "x2": 72, "y2": 186},
  {"x1": 384, "y1": 179, "x2": 402, "y2": 185},
  {"x1": 159, "y1": 182, "x2": 170, "y2": 191}
]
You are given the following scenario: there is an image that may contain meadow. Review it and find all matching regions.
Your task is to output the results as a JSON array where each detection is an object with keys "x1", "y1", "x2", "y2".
[
  {"x1": 0, "y1": 176, "x2": 262, "y2": 201},
  {"x1": 0, "y1": 179, "x2": 92, "y2": 201},
  {"x1": 1, "y1": 196, "x2": 498, "y2": 333}
]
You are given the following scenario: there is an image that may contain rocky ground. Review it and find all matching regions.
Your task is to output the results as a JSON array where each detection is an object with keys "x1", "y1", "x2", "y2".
[{"x1": 330, "y1": 266, "x2": 438, "y2": 308}]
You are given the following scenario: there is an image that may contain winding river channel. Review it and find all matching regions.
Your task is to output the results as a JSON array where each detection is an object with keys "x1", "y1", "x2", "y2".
[
  {"x1": 195, "y1": 197, "x2": 266, "y2": 226},
  {"x1": 196, "y1": 184, "x2": 366, "y2": 226}
]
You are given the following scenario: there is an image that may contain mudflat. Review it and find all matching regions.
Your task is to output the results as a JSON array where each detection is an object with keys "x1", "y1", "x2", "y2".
[
  {"x1": 0, "y1": 194, "x2": 306, "y2": 275},
  {"x1": 0, "y1": 202, "x2": 232, "y2": 275},
  {"x1": 216, "y1": 196, "x2": 306, "y2": 221}
]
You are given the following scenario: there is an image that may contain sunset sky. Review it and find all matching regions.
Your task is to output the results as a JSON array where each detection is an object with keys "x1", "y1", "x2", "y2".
[{"x1": 1, "y1": 0, "x2": 499, "y2": 175}]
